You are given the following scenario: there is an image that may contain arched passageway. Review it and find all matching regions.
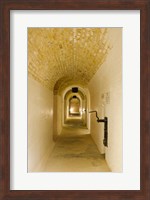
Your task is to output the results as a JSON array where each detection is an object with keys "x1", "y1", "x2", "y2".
[
  {"x1": 53, "y1": 84, "x2": 90, "y2": 140},
  {"x1": 63, "y1": 87, "x2": 87, "y2": 128},
  {"x1": 28, "y1": 28, "x2": 122, "y2": 172},
  {"x1": 42, "y1": 84, "x2": 111, "y2": 172}
]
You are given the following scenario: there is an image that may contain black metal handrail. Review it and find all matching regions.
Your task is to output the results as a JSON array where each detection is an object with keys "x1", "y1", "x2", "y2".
[{"x1": 89, "y1": 110, "x2": 108, "y2": 147}]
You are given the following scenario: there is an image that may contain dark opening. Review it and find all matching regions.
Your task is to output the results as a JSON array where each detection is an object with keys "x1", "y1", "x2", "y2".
[{"x1": 72, "y1": 87, "x2": 78, "y2": 93}]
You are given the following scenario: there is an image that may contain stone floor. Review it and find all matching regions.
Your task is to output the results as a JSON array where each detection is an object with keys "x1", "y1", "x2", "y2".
[
  {"x1": 44, "y1": 127, "x2": 110, "y2": 172},
  {"x1": 64, "y1": 118, "x2": 87, "y2": 128}
]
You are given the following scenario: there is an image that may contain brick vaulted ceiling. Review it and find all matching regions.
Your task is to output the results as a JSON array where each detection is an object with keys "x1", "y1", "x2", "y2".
[{"x1": 28, "y1": 28, "x2": 111, "y2": 93}]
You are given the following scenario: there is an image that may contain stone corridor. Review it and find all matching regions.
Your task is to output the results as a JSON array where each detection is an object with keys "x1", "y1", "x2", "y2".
[{"x1": 43, "y1": 127, "x2": 110, "y2": 172}]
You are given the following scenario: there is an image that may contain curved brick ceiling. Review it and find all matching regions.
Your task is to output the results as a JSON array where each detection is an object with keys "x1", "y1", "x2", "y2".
[{"x1": 28, "y1": 28, "x2": 111, "y2": 92}]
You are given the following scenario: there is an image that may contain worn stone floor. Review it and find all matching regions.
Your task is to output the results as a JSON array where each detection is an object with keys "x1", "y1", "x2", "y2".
[
  {"x1": 44, "y1": 126, "x2": 110, "y2": 172},
  {"x1": 64, "y1": 118, "x2": 87, "y2": 128}
]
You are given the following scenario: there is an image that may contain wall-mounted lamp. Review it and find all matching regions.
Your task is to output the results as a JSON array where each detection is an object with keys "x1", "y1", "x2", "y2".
[{"x1": 89, "y1": 110, "x2": 108, "y2": 147}]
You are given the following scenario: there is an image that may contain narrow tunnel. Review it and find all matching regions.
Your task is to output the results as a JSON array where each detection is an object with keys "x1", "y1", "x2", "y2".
[{"x1": 28, "y1": 28, "x2": 122, "y2": 172}]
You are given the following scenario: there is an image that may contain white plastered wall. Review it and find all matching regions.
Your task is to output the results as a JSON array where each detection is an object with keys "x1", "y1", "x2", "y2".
[
  {"x1": 28, "y1": 77, "x2": 55, "y2": 171},
  {"x1": 53, "y1": 94, "x2": 62, "y2": 138},
  {"x1": 88, "y1": 28, "x2": 122, "y2": 172}
]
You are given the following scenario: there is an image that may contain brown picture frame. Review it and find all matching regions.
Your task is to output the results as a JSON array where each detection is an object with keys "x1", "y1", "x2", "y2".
[{"x1": 0, "y1": 0, "x2": 149, "y2": 199}]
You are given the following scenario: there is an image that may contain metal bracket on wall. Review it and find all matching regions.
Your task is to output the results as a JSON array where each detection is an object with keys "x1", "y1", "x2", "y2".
[{"x1": 89, "y1": 111, "x2": 108, "y2": 147}]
